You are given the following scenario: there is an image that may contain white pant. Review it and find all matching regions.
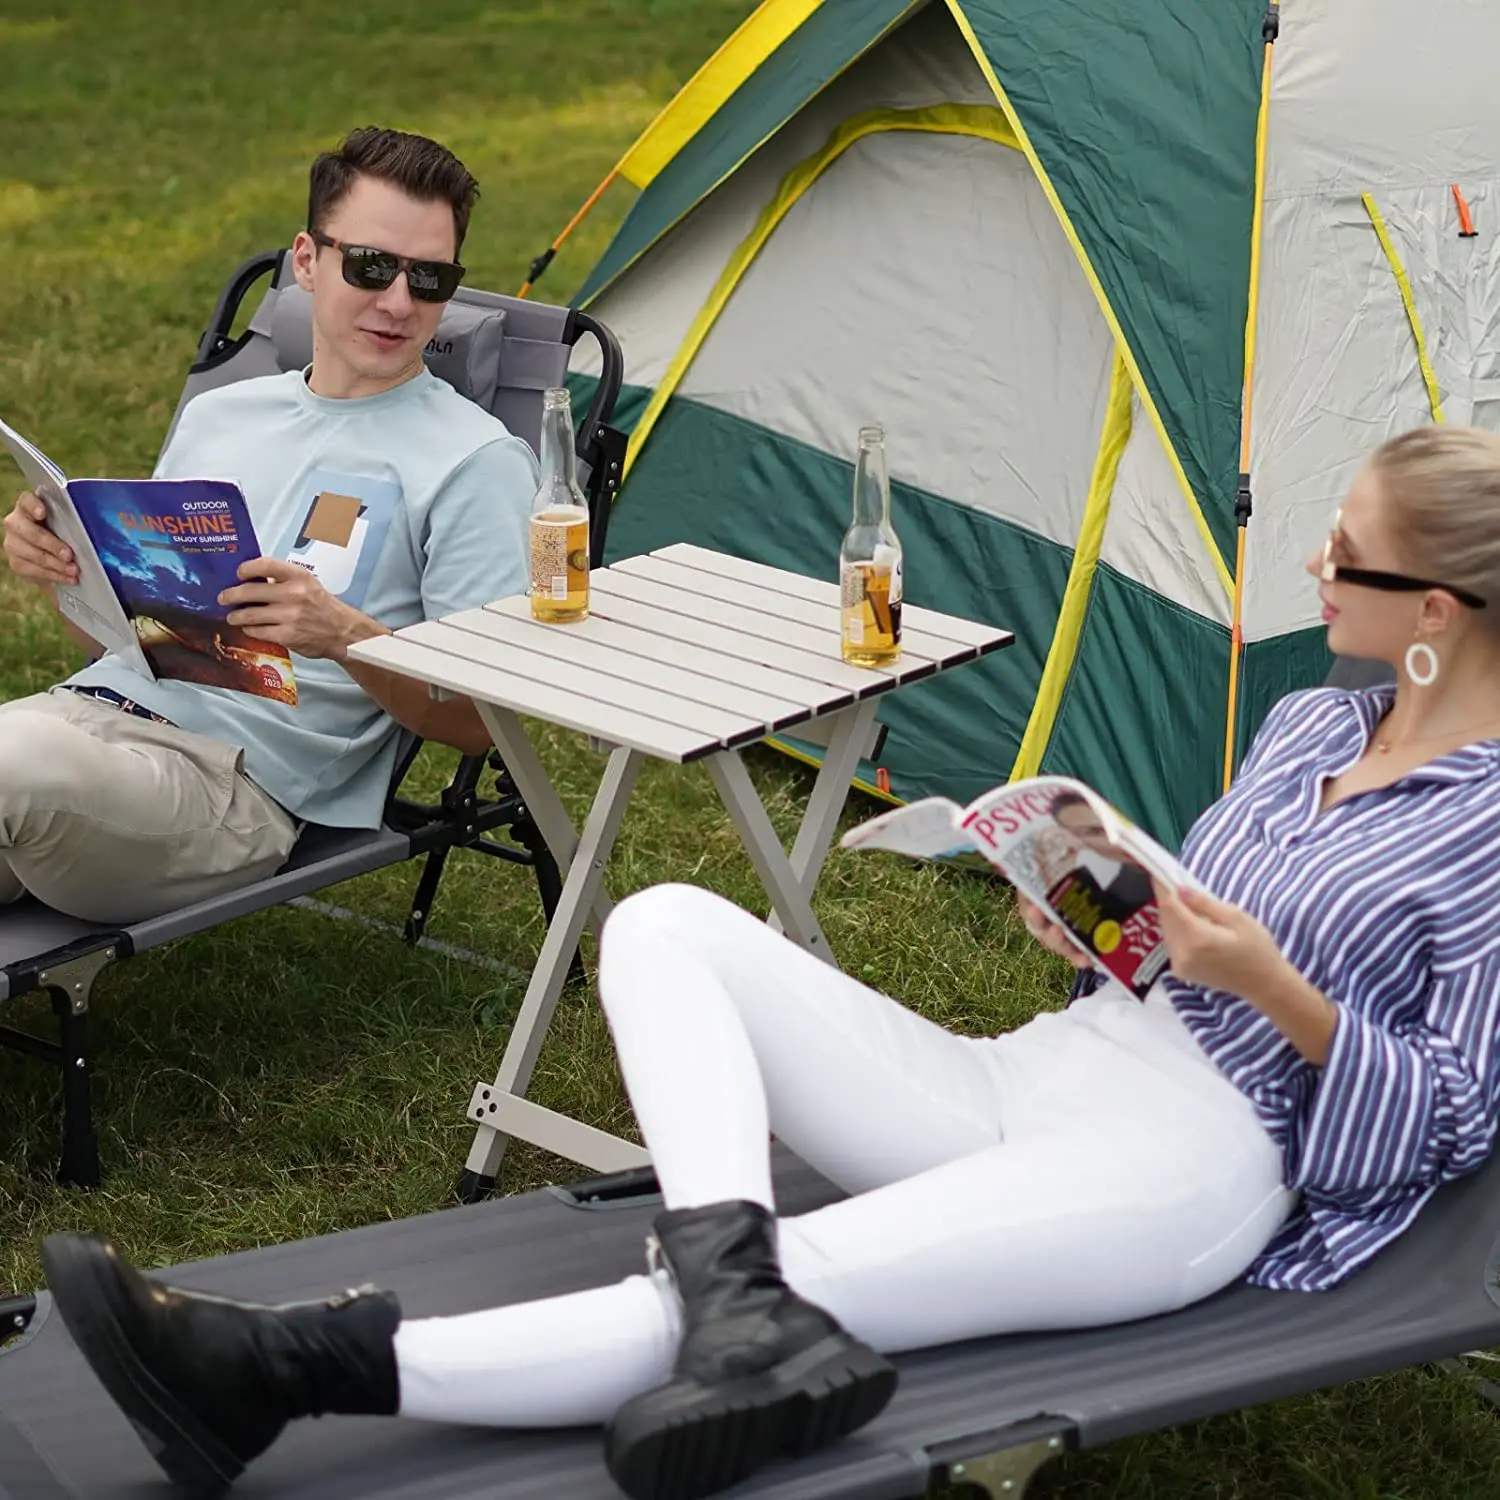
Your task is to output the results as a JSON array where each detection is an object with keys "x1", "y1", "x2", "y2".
[{"x1": 394, "y1": 884, "x2": 1293, "y2": 1428}]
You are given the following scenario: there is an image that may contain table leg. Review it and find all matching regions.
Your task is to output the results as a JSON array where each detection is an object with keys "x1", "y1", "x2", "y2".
[
  {"x1": 706, "y1": 752, "x2": 834, "y2": 963},
  {"x1": 783, "y1": 699, "x2": 883, "y2": 891},
  {"x1": 460, "y1": 737, "x2": 647, "y2": 1192},
  {"x1": 707, "y1": 700, "x2": 881, "y2": 966},
  {"x1": 475, "y1": 701, "x2": 613, "y2": 932}
]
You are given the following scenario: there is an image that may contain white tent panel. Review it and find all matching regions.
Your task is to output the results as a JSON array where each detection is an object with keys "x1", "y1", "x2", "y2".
[
  {"x1": 1374, "y1": 181, "x2": 1500, "y2": 430},
  {"x1": 575, "y1": 3, "x2": 993, "y2": 387},
  {"x1": 1245, "y1": 192, "x2": 1436, "y2": 641},
  {"x1": 1101, "y1": 409, "x2": 1231, "y2": 625},
  {"x1": 678, "y1": 131, "x2": 1114, "y2": 548},
  {"x1": 1269, "y1": 0, "x2": 1500, "y2": 196}
]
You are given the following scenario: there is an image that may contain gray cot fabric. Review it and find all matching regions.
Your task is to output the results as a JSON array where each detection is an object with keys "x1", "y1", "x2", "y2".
[{"x1": 4, "y1": 1144, "x2": 1500, "y2": 1498}]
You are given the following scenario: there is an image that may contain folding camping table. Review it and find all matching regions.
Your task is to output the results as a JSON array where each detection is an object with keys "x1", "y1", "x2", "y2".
[{"x1": 347, "y1": 543, "x2": 1011, "y2": 1196}]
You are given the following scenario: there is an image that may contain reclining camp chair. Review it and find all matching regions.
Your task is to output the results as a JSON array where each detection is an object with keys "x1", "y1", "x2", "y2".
[
  {"x1": 3, "y1": 1139, "x2": 1500, "y2": 1498},
  {"x1": 0, "y1": 249, "x2": 626, "y2": 1191}
]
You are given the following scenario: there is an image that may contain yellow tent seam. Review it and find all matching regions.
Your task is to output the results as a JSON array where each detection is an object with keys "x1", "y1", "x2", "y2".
[
  {"x1": 621, "y1": 103, "x2": 1021, "y2": 482},
  {"x1": 1008, "y1": 350, "x2": 1133, "y2": 783},
  {"x1": 1362, "y1": 192, "x2": 1447, "y2": 425},
  {"x1": 617, "y1": 0, "x2": 823, "y2": 189},
  {"x1": 580, "y1": 0, "x2": 926, "y2": 310},
  {"x1": 940, "y1": 0, "x2": 1233, "y2": 601}
]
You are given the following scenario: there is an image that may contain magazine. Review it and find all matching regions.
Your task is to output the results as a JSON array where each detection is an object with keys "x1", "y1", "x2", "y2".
[
  {"x1": 1, "y1": 417, "x2": 296, "y2": 704},
  {"x1": 841, "y1": 776, "x2": 1203, "y2": 997}
]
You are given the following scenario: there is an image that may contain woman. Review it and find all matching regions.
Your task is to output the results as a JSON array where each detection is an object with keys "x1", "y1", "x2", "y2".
[{"x1": 41, "y1": 428, "x2": 1500, "y2": 1500}]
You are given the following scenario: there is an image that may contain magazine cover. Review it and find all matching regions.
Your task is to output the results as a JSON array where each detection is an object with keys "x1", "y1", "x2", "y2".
[
  {"x1": 841, "y1": 776, "x2": 1200, "y2": 998},
  {"x1": 67, "y1": 479, "x2": 297, "y2": 705}
]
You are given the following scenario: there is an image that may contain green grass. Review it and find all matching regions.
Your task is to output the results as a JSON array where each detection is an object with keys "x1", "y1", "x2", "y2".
[{"x1": 1, "y1": 4, "x2": 1497, "y2": 1495}]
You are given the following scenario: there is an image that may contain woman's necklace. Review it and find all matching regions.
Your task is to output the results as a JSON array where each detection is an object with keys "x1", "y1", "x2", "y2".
[{"x1": 1375, "y1": 713, "x2": 1500, "y2": 754}]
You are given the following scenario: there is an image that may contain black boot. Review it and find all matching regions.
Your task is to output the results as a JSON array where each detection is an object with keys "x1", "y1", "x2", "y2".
[
  {"x1": 41, "y1": 1231, "x2": 401, "y2": 1495},
  {"x1": 604, "y1": 1200, "x2": 897, "y2": 1500}
]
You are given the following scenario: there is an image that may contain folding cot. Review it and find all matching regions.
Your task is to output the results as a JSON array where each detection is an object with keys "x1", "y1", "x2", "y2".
[
  {"x1": 0, "y1": 250, "x2": 626, "y2": 1190},
  {"x1": 3, "y1": 1137, "x2": 1500, "y2": 1499}
]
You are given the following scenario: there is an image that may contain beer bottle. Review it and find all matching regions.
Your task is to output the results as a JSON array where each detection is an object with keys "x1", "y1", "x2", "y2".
[
  {"x1": 529, "y1": 387, "x2": 590, "y2": 623},
  {"x1": 839, "y1": 425, "x2": 902, "y2": 666}
]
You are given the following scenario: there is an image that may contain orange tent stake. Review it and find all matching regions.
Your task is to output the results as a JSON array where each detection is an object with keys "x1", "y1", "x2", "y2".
[{"x1": 1453, "y1": 184, "x2": 1478, "y2": 239}]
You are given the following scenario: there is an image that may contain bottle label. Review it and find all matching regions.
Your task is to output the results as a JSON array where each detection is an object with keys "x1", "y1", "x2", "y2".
[
  {"x1": 840, "y1": 558, "x2": 902, "y2": 663},
  {"x1": 530, "y1": 506, "x2": 589, "y2": 618}
]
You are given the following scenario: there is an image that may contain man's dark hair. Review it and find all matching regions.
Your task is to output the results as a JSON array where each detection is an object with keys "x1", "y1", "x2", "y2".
[
  {"x1": 307, "y1": 126, "x2": 480, "y2": 256},
  {"x1": 1050, "y1": 790, "x2": 1091, "y2": 816}
]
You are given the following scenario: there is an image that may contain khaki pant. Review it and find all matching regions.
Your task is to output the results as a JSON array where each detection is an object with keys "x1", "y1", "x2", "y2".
[{"x1": 0, "y1": 689, "x2": 298, "y2": 924}]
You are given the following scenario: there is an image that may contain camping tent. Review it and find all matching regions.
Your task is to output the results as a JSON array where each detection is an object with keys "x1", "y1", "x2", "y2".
[{"x1": 556, "y1": 0, "x2": 1499, "y2": 842}]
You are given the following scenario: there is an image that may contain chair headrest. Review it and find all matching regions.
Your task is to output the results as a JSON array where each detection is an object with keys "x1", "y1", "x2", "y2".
[{"x1": 266, "y1": 282, "x2": 508, "y2": 411}]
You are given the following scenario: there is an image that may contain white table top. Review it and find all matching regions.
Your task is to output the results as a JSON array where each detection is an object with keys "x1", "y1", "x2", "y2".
[{"x1": 348, "y1": 543, "x2": 1013, "y2": 764}]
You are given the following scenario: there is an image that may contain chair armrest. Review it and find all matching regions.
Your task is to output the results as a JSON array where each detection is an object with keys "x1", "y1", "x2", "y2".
[{"x1": 564, "y1": 309, "x2": 626, "y2": 566}]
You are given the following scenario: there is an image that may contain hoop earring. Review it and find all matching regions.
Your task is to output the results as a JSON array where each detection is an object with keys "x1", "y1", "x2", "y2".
[{"x1": 1406, "y1": 639, "x2": 1440, "y2": 687}]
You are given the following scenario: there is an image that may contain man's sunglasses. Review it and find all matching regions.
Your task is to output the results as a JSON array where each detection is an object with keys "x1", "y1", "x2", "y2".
[
  {"x1": 309, "y1": 231, "x2": 465, "y2": 304},
  {"x1": 1320, "y1": 510, "x2": 1486, "y2": 609}
]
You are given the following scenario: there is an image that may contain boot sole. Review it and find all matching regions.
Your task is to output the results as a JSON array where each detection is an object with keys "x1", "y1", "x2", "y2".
[
  {"x1": 605, "y1": 1333, "x2": 898, "y2": 1500},
  {"x1": 40, "y1": 1233, "x2": 243, "y2": 1496}
]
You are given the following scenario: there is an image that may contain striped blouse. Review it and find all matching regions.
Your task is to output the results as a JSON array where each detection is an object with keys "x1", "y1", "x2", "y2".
[{"x1": 1162, "y1": 684, "x2": 1500, "y2": 1291}]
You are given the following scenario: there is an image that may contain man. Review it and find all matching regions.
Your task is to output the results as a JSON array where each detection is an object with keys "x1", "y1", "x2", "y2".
[
  {"x1": 0, "y1": 126, "x2": 537, "y2": 924},
  {"x1": 1041, "y1": 790, "x2": 1155, "y2": 915}
]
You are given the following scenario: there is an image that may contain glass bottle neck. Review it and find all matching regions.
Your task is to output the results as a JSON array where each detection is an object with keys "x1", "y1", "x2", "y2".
[
  {"x1": 852, "y1": 439, "x2": 889, "y2": 528},
  {"x1": 538, "y1": 394, "x2": 580, "y2": 493}
]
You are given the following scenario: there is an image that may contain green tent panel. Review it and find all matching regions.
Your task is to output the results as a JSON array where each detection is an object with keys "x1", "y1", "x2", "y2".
[{"x1": 563, "y1": 0, "x2": 1498, "y2": 844}]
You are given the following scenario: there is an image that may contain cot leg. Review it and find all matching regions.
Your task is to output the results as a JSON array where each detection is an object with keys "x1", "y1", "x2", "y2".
[
  {"x1": 933, "y1": 1423, "x2": 1071, "y2": 1498},
  {"x1": 1441, "y1": 1356, "x2": 1500, "y2": 1411},
  {"x1": 39, "y1": 949, "x2": 116, "y2": 1190}
]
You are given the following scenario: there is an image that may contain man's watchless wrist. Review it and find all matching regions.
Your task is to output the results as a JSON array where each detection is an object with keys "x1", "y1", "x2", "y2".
[{"x1": 333, "y1": 607, "x2": 390, "y2": 664}]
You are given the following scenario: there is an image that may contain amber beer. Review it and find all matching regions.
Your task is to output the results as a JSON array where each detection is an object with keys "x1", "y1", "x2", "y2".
[
  {"x1": 529, "y1": 388, "x2": 590, "y2": 623},
  {"x1": 841, "y1": 557, "x2": 902, "y2": 667},
  {"x1": 839, "y1": 425, "x2": 903, "y2": 666}
]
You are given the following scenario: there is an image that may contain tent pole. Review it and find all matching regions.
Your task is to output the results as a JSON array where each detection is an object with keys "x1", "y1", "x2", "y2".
[
  {"x1": 517, "y1": 169, "x2": 620, "y2": 299},
  {"x1": 1223, "y1": 2, "x2": 1280, "y2": 792}
]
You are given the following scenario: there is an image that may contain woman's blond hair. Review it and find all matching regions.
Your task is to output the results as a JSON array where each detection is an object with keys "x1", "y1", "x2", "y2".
[{"x1": 1370, "y1": 426, "x2": 1500, "y2": 620}]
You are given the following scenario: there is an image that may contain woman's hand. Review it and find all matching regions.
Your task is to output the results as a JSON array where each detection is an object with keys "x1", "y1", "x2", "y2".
[
  {"x1": 1154, "y1": 882, "x2": 1292, "y2": 998},
  {"x1": 1154, "y1": 881, "x2": 1338, "y2": 1064},
  {"x1": 1015, "y1": 893, "x2": 1091, "y2": 969}
]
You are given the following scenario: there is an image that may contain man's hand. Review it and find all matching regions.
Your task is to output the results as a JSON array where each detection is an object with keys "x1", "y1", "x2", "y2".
[
  {"x1": 3, "y1": 491, "x2": 79, "y2": 588},
  {"x1": 219, "y1": 557, "x2": 386, "y2": 662},
  {"x1": 1015, "y1": 892, "x2": 1091, "y2": 969}
]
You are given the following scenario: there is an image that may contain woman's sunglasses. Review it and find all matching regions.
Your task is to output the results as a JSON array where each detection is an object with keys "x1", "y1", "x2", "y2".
[
  {"x1": 310, "y1": 231, "x2": 465, "y2": 304},
  {"x1": 1320, "y1": 510, "x2": 1486, "y2": 609}
]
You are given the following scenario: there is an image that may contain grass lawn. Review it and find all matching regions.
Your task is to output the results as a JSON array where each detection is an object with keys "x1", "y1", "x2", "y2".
[{"x1": 2, "y1": 3, "x2": 1498, "y2": 1495}]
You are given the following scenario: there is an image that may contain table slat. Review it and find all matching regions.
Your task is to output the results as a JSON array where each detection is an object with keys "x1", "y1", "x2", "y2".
[
  {"x1": 614, "y1": 553, "x2": 976, "y2": 664},
  {"x1": 483, "y1": 596, "x2": 855, "y2": 714},
  {"x1": 346, "y1": 634, "x2": 715, "y2": 763},
  {"x1": 613, "y1": 554, "x2": 837, "y2": 632},
  {"x1": 655, "y1": 542, "x2": 1010, "y2": 651},
  {"x1": 592, "y1": 571, "x2": 949, "y2": 670},
  {"x1": 570, "y1": 587, "x2": 911, "y2": 696},
  {"x1": 437, "y1": 608, "x2": 813, "y2": 731},
  {"x1": 402, "y1": 620, "x2": 768, "y2": 746}
]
